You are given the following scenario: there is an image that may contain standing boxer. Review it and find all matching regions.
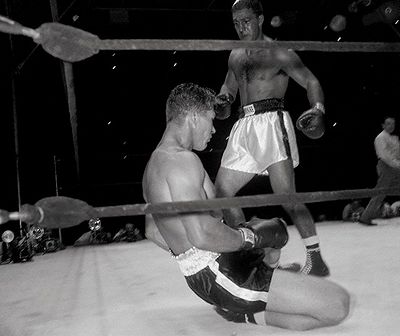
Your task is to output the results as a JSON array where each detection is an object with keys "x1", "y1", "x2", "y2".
[
  {"x1": 214, "y1": 0, "x2": 329, "y2": 276},
  {"x1": 142, "y1": 83, "x2": 349, "y2": 330}
]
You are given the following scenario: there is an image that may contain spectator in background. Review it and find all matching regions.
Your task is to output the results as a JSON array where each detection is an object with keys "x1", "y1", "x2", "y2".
[
  {"x1": 390, "y1": 200, "x2": 400, "y2": 217},
  {"x1": 359, "y1": 116, "x2": 400, "y2": 225},
  {"x1": 380, "y1": 200, "x2": 400, "y2": 219},
  {"x1": 113, "y1": 223, "x2": 144, "y2": 242},
  {"x1": 74, "y1": 218, "x2": 112, "y2": 246},
  {"x1": 381, "y1": 202, "x2": 392, "y2": 218},
  {"x1": 342, "y1": 200, "x2": 365, "y2": 222}
]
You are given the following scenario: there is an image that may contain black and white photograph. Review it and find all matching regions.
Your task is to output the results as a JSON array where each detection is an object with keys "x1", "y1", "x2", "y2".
[{"x1": 1, "y1": 1, "x2": 400, "y2": 335}]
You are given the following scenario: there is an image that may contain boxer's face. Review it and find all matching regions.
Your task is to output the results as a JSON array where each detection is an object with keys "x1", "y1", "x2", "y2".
[
  {"x1": 192, "y1": 110, "x2": 216, "y2": 151},
  {"x1": 232, "y1": 8, "x2": 263, "y2": 41}
]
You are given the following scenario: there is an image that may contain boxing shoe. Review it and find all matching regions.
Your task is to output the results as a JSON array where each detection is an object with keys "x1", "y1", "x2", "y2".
[{"x1": 301, "y1": 249, "x2": 330, "y2": 277}]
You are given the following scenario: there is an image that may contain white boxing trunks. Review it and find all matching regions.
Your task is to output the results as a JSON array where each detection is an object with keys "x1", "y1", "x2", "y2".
[{"x1": 220, "y1": 104, "x2": 299, "y2": 175}]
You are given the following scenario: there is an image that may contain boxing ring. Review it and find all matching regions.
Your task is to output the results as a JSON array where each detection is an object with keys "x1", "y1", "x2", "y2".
[
  {"x1": 1, "y1": 15, "x2": 400, "y2": 336},
  {"x1": 1, "y1": 218, "x2": 399, "y2": 336}
]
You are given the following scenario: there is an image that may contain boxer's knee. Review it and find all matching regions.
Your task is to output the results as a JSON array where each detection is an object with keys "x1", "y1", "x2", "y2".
[
  {"x1": 321, "y1": 286, "x2": 350, "y2": 326},
  {"x1": 215, "y1": 167, "x2": 251, "y2": 197},
  {"x1": 215, "y1": 175, "x2": 236, "y2": 197},
  {"x1": 282, "y1": 202, "x2": 310, "y2": 218},
  {"x1": 215, "y1": 181, "x2": 231, "y2": 198},
  {"x1": 334, "y1": 288, "x2": 351, "y2": 323}
]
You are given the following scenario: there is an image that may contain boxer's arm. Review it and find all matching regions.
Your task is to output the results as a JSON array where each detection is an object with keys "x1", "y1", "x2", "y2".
[
  {"x1": 280, "y1": 49, "x2": 324, "y2": 108},
  {"x1": 214, "y1": 67, "x2": 238, "y2": 120},
  {"x1": 220, "y1": 66, "x2": 238, "y2": 100},
  {"x1": 202, "y1": 171, "x2": 223, "y2": 220},
  {"x1": 168, "y1": 153, "x2": 243, "y2": 252}
]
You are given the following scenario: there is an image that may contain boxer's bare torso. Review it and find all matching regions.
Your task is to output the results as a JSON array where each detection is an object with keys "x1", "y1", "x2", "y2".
[
  {"x1": 143, "y1": 146, "x2": 219, "y2": 255},
  {"x1": 227, "y1": 39, "x2": 315, "y2": 106}
]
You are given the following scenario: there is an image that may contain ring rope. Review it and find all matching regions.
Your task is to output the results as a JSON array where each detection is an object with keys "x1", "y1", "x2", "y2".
[
  {"x1": 97, "y1": 39, "x2": 400, "y2": 53},
  {"x1": 2, "y1": 187, "x2": 399, "y2": 228},
  {"x1": 2, "y1": 15, "x2": 400, "y2": 53},
  {"x1": 3, "y1": 16, "x2": 400, "y2": 65},
  {"x1": 95, "y1": 187, "x2": 400, "y2": 217}
]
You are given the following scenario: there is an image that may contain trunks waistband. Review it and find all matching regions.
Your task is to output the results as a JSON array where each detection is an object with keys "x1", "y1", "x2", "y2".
[
  {"x1": 238, "y1": 98, "x2": 286, "y2": 118},
  {"x1": 171, "y1": 247, "x2": 220, "y2": 276}
]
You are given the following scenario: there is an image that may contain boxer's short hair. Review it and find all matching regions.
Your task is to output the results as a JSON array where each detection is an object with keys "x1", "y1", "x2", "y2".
[
  {"x1": 232, "y1": 0, "x2": 263, "y2": 16},
  {"x1": 166, "y1": 83, "x2": 215, "y2": 123}
]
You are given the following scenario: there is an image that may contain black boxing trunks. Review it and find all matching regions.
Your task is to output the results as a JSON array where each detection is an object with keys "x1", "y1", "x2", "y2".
[{"x1": 171, "y1": 247, "x2": 275, "y2": 323}]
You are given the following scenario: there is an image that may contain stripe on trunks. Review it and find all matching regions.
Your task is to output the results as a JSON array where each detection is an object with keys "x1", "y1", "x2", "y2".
[
  {"x1": 277, "y1": 110, "x2": 292, "y2": 160},
  {"x1": 208, "y1": 259, "x2": 269, "y2": 303}
]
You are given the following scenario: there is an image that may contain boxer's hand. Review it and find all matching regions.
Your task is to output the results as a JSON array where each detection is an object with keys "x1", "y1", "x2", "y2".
[
  {"x1": 214, "y1": 93, "x2": 234, "y2": 120},
  {"x1": 296, "y1": 103, "x2": 325, "y2": 139},
  {"x1": 238, "y1": 217, "x2": 288, "y2": 250}
]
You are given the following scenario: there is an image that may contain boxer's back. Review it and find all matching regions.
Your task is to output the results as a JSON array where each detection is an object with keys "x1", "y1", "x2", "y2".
[{"x1": 143, "y1": 147, "x2": 206, "y2": 255}]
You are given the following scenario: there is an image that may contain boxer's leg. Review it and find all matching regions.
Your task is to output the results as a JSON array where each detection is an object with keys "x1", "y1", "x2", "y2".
[
  {"x1": 263, "y1": 269, "x2": 350, "y2": 330},
  {"x1": 267, "y1": 159, "x2": 330, "y2": 276},
  {"x1": 215, "y1": 167, "x2": 255, "y2": 227},
  {"x1": 215, "y1": 167, "x2": 284, "y2": 268}
]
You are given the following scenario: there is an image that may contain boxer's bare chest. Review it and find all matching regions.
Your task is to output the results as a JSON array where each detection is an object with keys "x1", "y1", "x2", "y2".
[{"x1": 232, "y1": 49, "x2": 285, "y2": 83}]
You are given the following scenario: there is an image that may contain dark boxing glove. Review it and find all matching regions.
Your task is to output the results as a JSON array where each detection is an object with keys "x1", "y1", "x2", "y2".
[
  {"x1": 214, "y1": 93, "x2": 234, "y2": 120},
  {"x1": 238, "y1": 217, "x2": 288, "y2": 250},
  {"x1": 296, "y1": 102, "x2": 325, "y2": 139}
]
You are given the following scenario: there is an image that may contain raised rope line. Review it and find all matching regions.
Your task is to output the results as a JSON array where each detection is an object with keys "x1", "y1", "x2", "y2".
[
  {"x1": 2, "y1": 16, "x2": 400, "y2": 63},
  {"x1": 95, "y1": 187, "x2": 400, "y2": 217},
  {"x1": 1, "y1": 187, "x2": 399, "y2": 228},
  {"x1": 97, "y1": 39, "x2": 400, "y2": 53}
]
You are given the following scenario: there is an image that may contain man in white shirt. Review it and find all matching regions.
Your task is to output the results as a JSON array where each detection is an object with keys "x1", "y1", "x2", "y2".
[{"x1": 360, "y1": 116, "x2": 400, "y2": 225}]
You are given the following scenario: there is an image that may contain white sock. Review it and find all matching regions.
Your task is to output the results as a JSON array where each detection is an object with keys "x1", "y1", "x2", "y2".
[{"x1": 302, "y1": 235, "x2": 320, "y2": 249}]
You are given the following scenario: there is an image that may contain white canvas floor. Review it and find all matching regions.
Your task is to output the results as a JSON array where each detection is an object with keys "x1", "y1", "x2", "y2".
[{"x1": 1, "y1": 219, "x2": 399, "y2": 336}]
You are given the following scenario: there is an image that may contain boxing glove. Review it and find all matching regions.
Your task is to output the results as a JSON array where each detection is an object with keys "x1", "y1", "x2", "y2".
[
  {"x1": 214, "y1": 93, "x2": 234, "y2": 120},
  {"x1": 238, "y1": 217, "x2": 288, "y2": 250},
  {"x1": 296, "y1": 102, "x2": 325, "y2": 139}
]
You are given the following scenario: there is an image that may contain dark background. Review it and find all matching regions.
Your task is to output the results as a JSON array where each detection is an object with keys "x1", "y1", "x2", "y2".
[{"x1": 1, "y1": 0, "x2": 400, "y2": 244}]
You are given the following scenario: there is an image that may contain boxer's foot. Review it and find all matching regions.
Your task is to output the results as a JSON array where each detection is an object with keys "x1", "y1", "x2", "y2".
[{"x1": 302, "y1": 249, "x2": 330, "y2": 277}]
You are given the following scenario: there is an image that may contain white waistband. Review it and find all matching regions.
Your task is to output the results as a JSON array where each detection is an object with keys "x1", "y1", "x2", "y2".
[{"x1": 171, "y1": 247, "x2": 220, "y2": 276}]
